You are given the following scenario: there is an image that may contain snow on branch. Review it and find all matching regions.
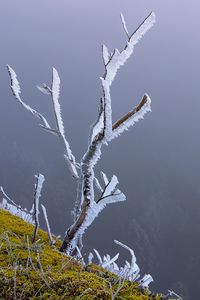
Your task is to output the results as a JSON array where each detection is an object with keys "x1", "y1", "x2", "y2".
[
  {"x1": 97, "y1": 173, "x2": 126, "y2": 205},
  {"x1": 102, "y1": 11, "x2": 156, "y2": 86},
  {"x1": 166, "y1": 290, "x2": 183, "y2": 300},
  {"x1": 139, "y1": 274, "x2": 154, "y2": 289},
  {"x1": 89, "y1": 97, "x2": 105, "y2": 145},
  {"x1": 100, "y1": 12, "x2": 155, "y2": 142},
  {"x1": 91, "y1": 240, "x2": 153, "y2": 289},
  {"x1": 101, "y1": 171, "x2": 109, "y2": 185},
  {"x1": 111, "y1": 94, "x2": 151, "y2": 140},
  {"x1": 7, "y1": 65, "x2": 78, "y2": 179},
  {"x1": 0, "y1": 186, "x2": 34, "y2": 224},
  {"x1": 102, "y1": 45, "x2": 110, "y2": 66},
  {"x1": 93, "y1": 249, "x2": 103, "y2": 264},
  {"x1": 100, "y1": 175, "x2": 118, "y2": 198},
  {"x1": 94, "y1": 177, "x2": 103, "y2": 193},
  {"x1": 120, "y1": 13, "x2": 130, "y2": 39},
  {"x1": 51, "y1": 68, "x2": 63, "y2": 135},
  {"x1": 130, "y1": 12, "x2": 156, "y2": 46},
  {"x1": 114, "y1": 240, "x2": 138, "y2": 279},
  {"x1": 7, "y1": 65, "x2": 50, "y2": 129},
  {"x1": 50, "y1": 67, "x2": 78, "y2": 178},
  {"x1": 41, "y1": 204, "x2": 54, "y2": 245},
  {"x1": 101, "y1": 253, "x2": 119, "y2": 269},
  {"x1": 32, "y1": 174, "x2": 45, "y2": 243}
]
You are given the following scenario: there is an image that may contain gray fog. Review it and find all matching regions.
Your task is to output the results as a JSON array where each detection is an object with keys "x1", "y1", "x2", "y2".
[{"x1": 0, "y1": 1, "x2": 200, "y2": 299}]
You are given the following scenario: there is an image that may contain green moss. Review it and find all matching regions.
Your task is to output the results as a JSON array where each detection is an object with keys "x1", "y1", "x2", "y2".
[{"x1": 0, "y1": 209, "x2": 165, "y2": 299}]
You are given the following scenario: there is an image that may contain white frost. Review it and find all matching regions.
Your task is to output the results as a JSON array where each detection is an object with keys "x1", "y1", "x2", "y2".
[
  {"x1": 90, "y1": 240, "x2": 153, "y2": 289},
  {"x1": 100, "y1": 12, "x2": 155, "y2": 143},
  {"x1": 101, "y1": 171, "x2": 109, "y2": 185},
  {"x1": 120, "y1": 13, "x2": 129, "y2": 38},
  {"x1": 7, "y1": 65, "x2": 50, "y2": 129},
  {"x1": 102, "y1": 44, "x2": 110, "y2": 65},
  {"x1": 41, "y1": 204, "x2": 54, "y2": 245},
  {"x1": 101, "y1": 175, "x2": 118, "y2": 198},
  {"x1": 33, "y1": 174, "x2": 45, "y2": 226},
  {"x1": 0, "y1": 186, "x2": 34, "y2": 224},
  {"x1": 37, "y1": 83, "x2": 51, "y2": 95},
  {"x1": 90, "y1": 99, "x2": 104, "y2": 144},
  {"x1": 111, "y1": 94, "x2": 151, "y2": 141},
  {"x1": 51, "y1": 68, "x2": 78, "y2": 178},
  {"x1": 51, "y1": 68, "x2": 64, "y2": 135},
  {"x1": 139, "y1": 274, "x2": 154, "y2": 289}
]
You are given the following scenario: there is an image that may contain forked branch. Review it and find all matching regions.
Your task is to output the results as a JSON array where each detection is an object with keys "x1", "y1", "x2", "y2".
[
  {"x1": 60, "y1": 12, "x2": 155, "y2": 254},
  {"x1": 7, "y1": 65, "x2": 79, "y2": 178}
]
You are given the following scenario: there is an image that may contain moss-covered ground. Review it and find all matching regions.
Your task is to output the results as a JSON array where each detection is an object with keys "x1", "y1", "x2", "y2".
[{"x1": 0, "y1": 209, "x2": 170, "y2": 299}]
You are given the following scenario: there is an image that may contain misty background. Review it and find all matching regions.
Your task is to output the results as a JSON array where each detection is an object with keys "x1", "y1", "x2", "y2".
[{"x1": 0, "y1": 1, "x2": 200, "y2": 298}]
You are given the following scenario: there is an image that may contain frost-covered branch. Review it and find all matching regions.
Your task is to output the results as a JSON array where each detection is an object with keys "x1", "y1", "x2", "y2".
[
  {"x1": 41, "y1": 204, "x2": 54, "y2": 245},
  {"x1": 91, "y1": 240, "x2": 153, "y2": 289},
  {"x1": 97, "y1": 173, "x2": 126, "y2": 204},
  {"x1": 7, "y1": 65, "x2": 50, "y2": 129},
  {"x1": 120, "y1": 13, "x2": 130, "y2": 39},
  {"x1": 50, "y1": 68, "x2": 78, "y2": 178},
  {"x1": 101, "y1": 12, "x2": 155, "y2": 143},
  {"x1": 111, "y1": 94, "x2": 151, "y2": 140},
  {"x1": 60, "y1": 12, "x2": 155, "y2": 255},
  {"x1": 32, "y1": 174, "x2": 45, "y2": 243},
  {"x1": 0, "y1": 186, "x2": 34, "y2": 224},
  {"x1": 7, "y1": 65, "x2": 78, "y2": 178},
  {"x1": 166, "y1": 290, "x2": 183, "y2": 300}
]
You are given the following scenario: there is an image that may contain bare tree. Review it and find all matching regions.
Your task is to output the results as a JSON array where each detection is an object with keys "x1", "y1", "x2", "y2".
[{"x1": 7, "y1": 12, "x2": 155, "y2": 255}]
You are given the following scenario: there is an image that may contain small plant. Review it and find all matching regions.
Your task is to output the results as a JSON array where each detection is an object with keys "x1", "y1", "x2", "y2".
[{"x1": 6, "y1": 12, "x2": 155, "y2": 256}]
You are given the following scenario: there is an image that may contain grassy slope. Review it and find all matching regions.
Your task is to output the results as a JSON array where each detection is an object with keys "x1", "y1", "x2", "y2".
[{"x1": 0, "y1": 209, "x2": 166, "y2": 299}]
